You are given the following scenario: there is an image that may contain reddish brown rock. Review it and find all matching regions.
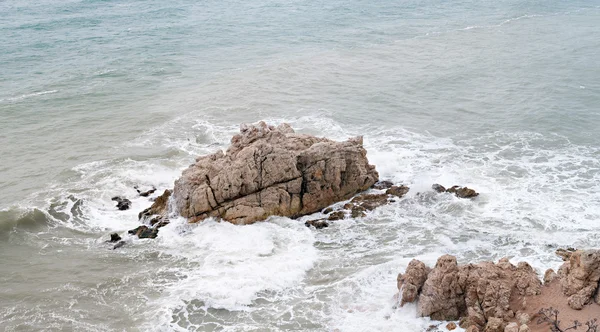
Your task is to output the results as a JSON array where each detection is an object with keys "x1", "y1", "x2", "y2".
[
  {"x1": 557, "y1": 249, "x2": 600, "y2": 310},
  {"x1": 446, "y1": 185, "x2": 479, "y2": 198},
  {"x1": 397, "y1": 259, "x2": 431, "y2": 306},
  {"x1": 397, "y1": 251, "x2": 600, "y2": 332},
  {"x1": 386, "y1": 185, "x2": 410, "y2": 198},
  {"x1": 173, "y1": 122, "x2": 378, "y2": 224}
]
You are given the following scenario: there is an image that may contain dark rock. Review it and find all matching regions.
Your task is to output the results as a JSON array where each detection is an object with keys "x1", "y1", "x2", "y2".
[
  {"x1": 446, "y1": 186, "x2": 479, "y2": 198},
  {"x1": 112, "y1": 241, "x2": 126, "y2": 250},
  {"x1": 348, "y1": 193, "x2": 389, "y2": 211},
  {"x1": 305, "y1": 219, "x2": 329, "y2": 229},
  {"x1": 322, "y1": 207, "x2": 334, "y2": 214},
  {"x1": 386, "y1": 185, "x2": 409, "y2": 198},
  {"x1": 109, "y1": 233, "x2": 122, "y2": 243},
  {"x1": 111, "y1": 196, "x2": 131, "y2": 210},
  {"x1": 432, "y1": 184, "x2": 446, "y2": 193},
  {"x1": 135, "y1": 186, "x2": 157, "y2": 197},
  {"x1": 373, "y1": 180, "x2": 394, "y2": 190},
  {"x1": 328, "y1": 211, "x2": 345, "y2": 221},
  {"x1": 128, "y1": 225, "x2": 159, "y2": 239}
]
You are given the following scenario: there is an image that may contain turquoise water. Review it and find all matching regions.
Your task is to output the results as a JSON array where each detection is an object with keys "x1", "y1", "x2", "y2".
[{"x1": 1, "y1": 1, "x2": 600, "y2": 331}]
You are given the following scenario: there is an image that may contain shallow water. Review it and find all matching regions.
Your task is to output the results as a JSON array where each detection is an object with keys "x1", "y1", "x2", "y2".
[{"x1": 1, "y1": 0, "x2": 600, "y2": 331}]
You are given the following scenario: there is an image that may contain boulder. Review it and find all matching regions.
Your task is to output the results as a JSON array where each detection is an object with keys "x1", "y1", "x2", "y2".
[
  {"x1": 557, "y1": 249, "x2": 600, "y2": 310},
  {"x1": 397, "y1": 251, "x2": 600, "y2": 330},
  {"x1": 386, "y1": 185, "x2": 410, "y2": 198},
  {"x1": 432, "y1": 184, "x2": 446, "y2": 193},
  {"x1": 111, "y1": 196, "x2": 131, "y2": 210},
  {"x1": 397, "y1": 259, "x2": 431, "y2": 306},
  {"x1": 173, "y1": 122, "x2": 378, "y2": 224}
]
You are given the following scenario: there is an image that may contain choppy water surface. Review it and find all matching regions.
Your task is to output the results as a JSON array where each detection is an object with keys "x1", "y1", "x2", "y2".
[{"x1": 1, "y1": 0, "x2": 600, "y2": 331}]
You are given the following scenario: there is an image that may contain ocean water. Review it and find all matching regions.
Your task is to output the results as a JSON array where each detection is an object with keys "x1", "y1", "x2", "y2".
[{"x1": 1, "y1": 0, "x2": 600, "y2": 331}]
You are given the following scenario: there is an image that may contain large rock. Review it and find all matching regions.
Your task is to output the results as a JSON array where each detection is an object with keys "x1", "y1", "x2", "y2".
[
  {"x1": 173, "y1": 122, "x2": 379, "y2": 224},
  {"x1": 397, "y1": 251, "x2": 600, "y2": 331},
  {"x1": 557, "y1": 249, "x2": 600, "y2": 310},
  {"x1": 399, "y1": 255, "x2": 541, "y2": 330}
]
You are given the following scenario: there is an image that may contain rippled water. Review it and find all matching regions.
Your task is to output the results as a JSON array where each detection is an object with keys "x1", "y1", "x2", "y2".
[{"x1": 1, "y1": 0, "x2": 600, "y2": 331}]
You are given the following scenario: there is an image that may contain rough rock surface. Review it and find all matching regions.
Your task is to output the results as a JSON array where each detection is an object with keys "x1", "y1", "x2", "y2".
[
  {"x1": 397, "y1": 259, "x2": 431, "y2": 306},
  {"x1": 557, "y1": 249, "x2": 600, "y2": 310},
  {"x1": 173, "y1": 122, "x2": 379, "y2": 224},
  {"x1": 397, "y1": 250, "x2": 600, "y2": 331},
  {"x1": 432, "y1": 184, "x2": 479, "y2": 198}
]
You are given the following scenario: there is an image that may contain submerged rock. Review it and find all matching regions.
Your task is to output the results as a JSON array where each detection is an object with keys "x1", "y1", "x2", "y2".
[
  {"x1": 372, "y1": 180, "x2": 394, "y2": 190},
  {"x1": 135, "y1": 185, "x2": 157, "y2": 197},
  {"x1": 128, "y1": 225, "x2": 159, "y2": 239},
  {"x1": 386, "y1": 185, "x2": 410, "y2": 198},
  {"x1": 109, "y1": 233, "x2": 122, "y2": 243},
  {"x1": 111, "y1": 196, "x2": 131, "y2": 210},
  {"x1": 173, "y1": 122, "x2": 379, "y2": 224},
  {"x1": 112, "y1": 241, "x2": 126, "y2": 250},
  {"x1": 304, "y1": 219, "x2": 329, "y2": 229}
]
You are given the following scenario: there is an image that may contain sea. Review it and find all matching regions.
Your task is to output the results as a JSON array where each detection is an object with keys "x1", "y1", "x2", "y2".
[{"x1": 1, "y1": 0, "x2": 600, "y2": 331}]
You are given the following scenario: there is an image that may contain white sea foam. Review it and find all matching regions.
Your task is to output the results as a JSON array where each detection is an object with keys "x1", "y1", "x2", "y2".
[{"x1": 144, "y1": 218, "x2": 317, "y2": 330}]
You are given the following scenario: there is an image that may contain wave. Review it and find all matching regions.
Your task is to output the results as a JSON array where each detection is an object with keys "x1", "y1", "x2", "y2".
[{"x1": 0, "y1": 90, "x2": 58, "y2": 103}]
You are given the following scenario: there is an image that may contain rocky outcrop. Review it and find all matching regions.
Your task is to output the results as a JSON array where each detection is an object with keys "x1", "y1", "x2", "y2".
[
  {"x1": 173, "y1": 122, "x2": 379, "y2": 224},
  {"x1": 304, "y1": 183, "x2": 410, "y2": 226},
  {"x1": 557, "y1": 249, "x2": 600, "y2": 310},
  {"x1": 432, "y1": 184, "x2": 479, "y2": 198},
  {"x1": 397, "y1": 259, "x2": 430, "y2": 306},
  {"x1": 397, "y1": 250, "x2": 600, "y2": 331}
]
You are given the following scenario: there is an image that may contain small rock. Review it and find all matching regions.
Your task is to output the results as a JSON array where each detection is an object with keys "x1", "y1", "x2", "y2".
[
  {"x1": 135, "y1": 186, "x2": 157, "y2": 197},
  {"x1": 518, "y1": 325, "x2": 530, "y2": 332},
  {"x1": 322, "y1": 207, "x2": 334, "y2": 214},
  {"x1": 543, "y1": 269, "x2": 556, "y2": 284},
  {"x1": 504, "y1": 322, "x2": 518, "y2": 332},
  {"x1": 432, "y1": 184, "x2": 446, "y2": 193},
  {"x1": 328, "y1": 211, "x2": 345, "y2": 221},
  {"x1": 447, "y1": 186, "x2": 479, "y2": 198},
  {"x1": 109, "y1": 233, "x2": 122, "y2": 243},
  {"x1": 305, "y1": 219, "x2": 329, "y2": 229},
  {"x1": 386, "y1": 185, "x2": 409, "y2": 198},
  {"x1": 112, "y1": 241, "x2": 126, "y2": 250},
  {"x1": 373, "y1": 180, "x2": 394, "y2": 190},
  {"x1": 128, "y1": 225, "x2": 159, "y2": 239},
  {"x1": 111, "y1": 196, "x2": 131, "y2": 210},
  {"x1": 446, "y1": 322, "x2": 457, "y2": 331},
  {"x1": 516, "y1": 312, "x2": 530, "y2": 325},
  {"x1": 484, "y1": 317, "x2": 504, "y2": 332}
]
